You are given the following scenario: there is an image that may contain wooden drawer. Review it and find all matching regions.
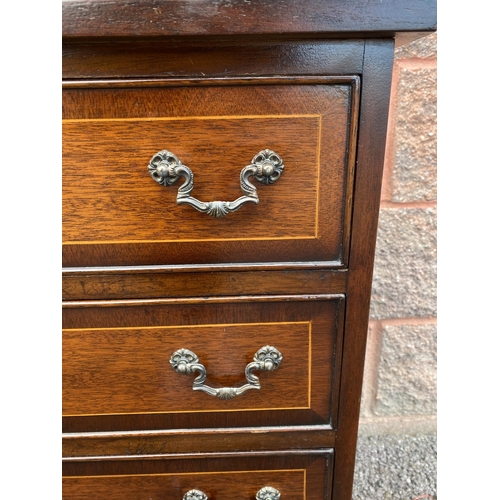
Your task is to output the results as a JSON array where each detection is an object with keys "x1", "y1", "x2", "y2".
[
  {"x1": 62, "y1": 451, "x2": 333, "y2": 500},
  {"x1": 61, "y1": 1, "x2": 437, "y2": 497},
  {"x1": 63, "y1": 296, "x2": 344, "y2": 432},
  {"x1": 62, "y1": 77, "x2": 359, "y2": 268}
]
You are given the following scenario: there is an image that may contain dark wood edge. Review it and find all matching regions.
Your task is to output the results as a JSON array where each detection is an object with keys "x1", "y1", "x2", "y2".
[
  {"x1": 62, "y1": 263, "x2": 349, "y2": 275},
  {"x1": 332, "y1": 39, "x2": 395, "y2": 500},
  {"x1": 63, "y1": 39, "x2": 366, "y2": 80},
  {"x1": 63, "y1": 423, "x2": 333, "y2": 440},
  {"x1": 62, "y1": 447, "x2": 334, "y2": 462},
  {"x1": 62, "y1": 75, "x2": 359, "y2": 88},
  {"x1": 62, "y1": 0, "x2": 436, "y2": 39},
  {"x1": 63, "y1": 426, "x2": 335, "y2": 459},
  {"x1": 341, "y1": 77, "x2": 360, "y2": 267},
  {"x1": 61, "y1": 32, "x2": 435, "y2": 46},
  {"x1": 330, "y1": 288, "x2": 346, "y2": 431},
  {"x1": 62, "y1": 269, "x2": 348, "y2": 301},
  {"x1": 62, "y1": 293, "x2": 345, "y2": 309}
]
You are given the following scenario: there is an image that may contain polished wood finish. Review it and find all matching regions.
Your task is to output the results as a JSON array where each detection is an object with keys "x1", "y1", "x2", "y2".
[
  {"x1": 62, "y1": 269, "x2": 348, "y2": 301},
  {"x1": 62, "y1": 40, "x2": 365, "y2": 80},
  {"x1": 63, "y1": 78, "x2": 359, "y2": 268},
  {"x1": 63, "y1": 451, "x2": 333, "y2": 500},
  {"x1": 63, "y1": 427, "x2": 336, "y2": 458},
  {"x1": 61, "y1": 0, "x2": 436, "y2": 40},
  {"x1": 62, "y1": 2, "x2": 436, "y2": 498},
  {"x1": 63, "y1": 296, "x2": 344, "y2": 432},
  {"x1": 333, "y1": 39, "x2": 394, "y2": 500},
  {"x1": 65, "y1": 322, "x2": 310, "y2": 415}
]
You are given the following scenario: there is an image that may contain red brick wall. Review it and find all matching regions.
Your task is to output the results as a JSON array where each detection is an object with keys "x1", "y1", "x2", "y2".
[{"x1": 360, "y1": 33, "x2": 437, "y2": 435}]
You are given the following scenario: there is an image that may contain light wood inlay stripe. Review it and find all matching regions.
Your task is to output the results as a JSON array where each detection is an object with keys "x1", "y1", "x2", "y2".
[
  {"x1": 63, "y1": 236, "x2": 318, "y2": 245},
  {"x1": 63, "y1": 113, "x2": 321, "y2": 124},
  {"x1": 63, "y1": 321, "x2": 312, "y2": 417},
  {"x1": 315, "y1": 115, "x2": 323, "y2": 238},
  {"x1": 63, "y1": 320, "x2": 310, "y2": 332},
  {"x1": 63, "y1": 468, "x2": 305, "y2": 479},
  {"x1": 63, "y1": 114, "x2": 321, "y2": 244}
]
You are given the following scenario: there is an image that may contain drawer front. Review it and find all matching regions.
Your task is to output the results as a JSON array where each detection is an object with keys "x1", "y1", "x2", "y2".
[
  {"x1": 63, "y1": 451, "x2": 333, "y2": 500},
  {"x1": 63, "y1": 296, "x2": 344, "y2": 432},
  {"x1": 62, "y1": 77, "x2": 359, "y2": 267}
]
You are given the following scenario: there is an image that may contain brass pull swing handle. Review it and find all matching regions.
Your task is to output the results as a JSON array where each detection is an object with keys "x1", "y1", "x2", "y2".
[
  {"x1": 170, "y1": 345, "x2": 283, "y2": 400},
  {"x1": 182, "y1": 486, "x2": 281, "y2": 500},
  {"x1": 148, "y1": 149, "x2": 284, "y2": 218}
]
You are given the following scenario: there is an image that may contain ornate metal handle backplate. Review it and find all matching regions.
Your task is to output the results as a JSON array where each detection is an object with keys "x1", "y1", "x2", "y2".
[
  {"x1": 182, "y1": 486, "x2": 280, "y2": 500},
  {"x1": 170, "y1": 345, "x2": 283, "y2": 400},
  {"x1": 148, "y1": 149, "x2": 284, "y2": 218}
]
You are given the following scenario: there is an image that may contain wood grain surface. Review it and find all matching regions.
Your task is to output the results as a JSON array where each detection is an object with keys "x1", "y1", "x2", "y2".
[
  {"x1": 64, "y1": 322, "x2": 311, "y2": 415},
  {"x1": 62, "y1": 40, "x2": 365, "y2": 80},
  {"x1": 63, "y1": 427, "x2": 336, "y2": 458},
  {"x1": 60, "y1": 0, "x2": 437, "y2": 493},
  {"x1": 64, "y1": 470, "x2": 305, "y2": 500},
  {"x1": 63, "y1": 115, "x2": 320, "y2": 241},
  {"x1": 332, "y1": 40, "x2": 395, "y2": 500},
  {"x1": 62, "y1": 78, "x2": 359, "y2": 267},
  {"x1": 63, "y1": 297, "x2": 344, "y2": 432},
  {"x1": 63, "y1": 451, "x2": 333, "y2": 500},
  {"x1": 62, "y1": 268, "x2": 348, "y2": 301},
  {"x1": 61, "y1": 0, "x2": 436, "y2": 39}
]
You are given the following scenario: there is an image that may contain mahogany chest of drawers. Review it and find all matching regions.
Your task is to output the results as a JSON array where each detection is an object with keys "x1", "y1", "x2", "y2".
[{"x1": 62, "y1": 2, "x2": 436, "y2": 499}]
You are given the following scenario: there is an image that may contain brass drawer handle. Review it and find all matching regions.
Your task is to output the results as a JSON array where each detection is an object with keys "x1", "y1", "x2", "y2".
[
  {"x1": 170, "y1": 345, "x2": 283, "y2": 400},
  {"x1": 256, "y1": 486, "x2": 281, "y2": 500},
  {"x1": 182, "y1": 486, "x2": 280, "y2": 500},
  {"x1": 148, "y1": 149, "x2": 284, "y2": 218},
  {"x1": 183, "y1": 492, "x2": 208, "y2": 500}
]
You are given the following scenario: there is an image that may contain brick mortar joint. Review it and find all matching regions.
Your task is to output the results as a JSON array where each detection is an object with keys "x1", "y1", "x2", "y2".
[
  {"x1": 362, "y1": 319, "x2": 437, "y2": 419},
  {"x1": 379, "y1": 201, "x2": 437, "y2": 209},
  {"x1": 394, "y1": 58, "x2": 437, "y2": 68},
  {"x1": 377, "y1": 317, "x2": 437, "y2": 326}
]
